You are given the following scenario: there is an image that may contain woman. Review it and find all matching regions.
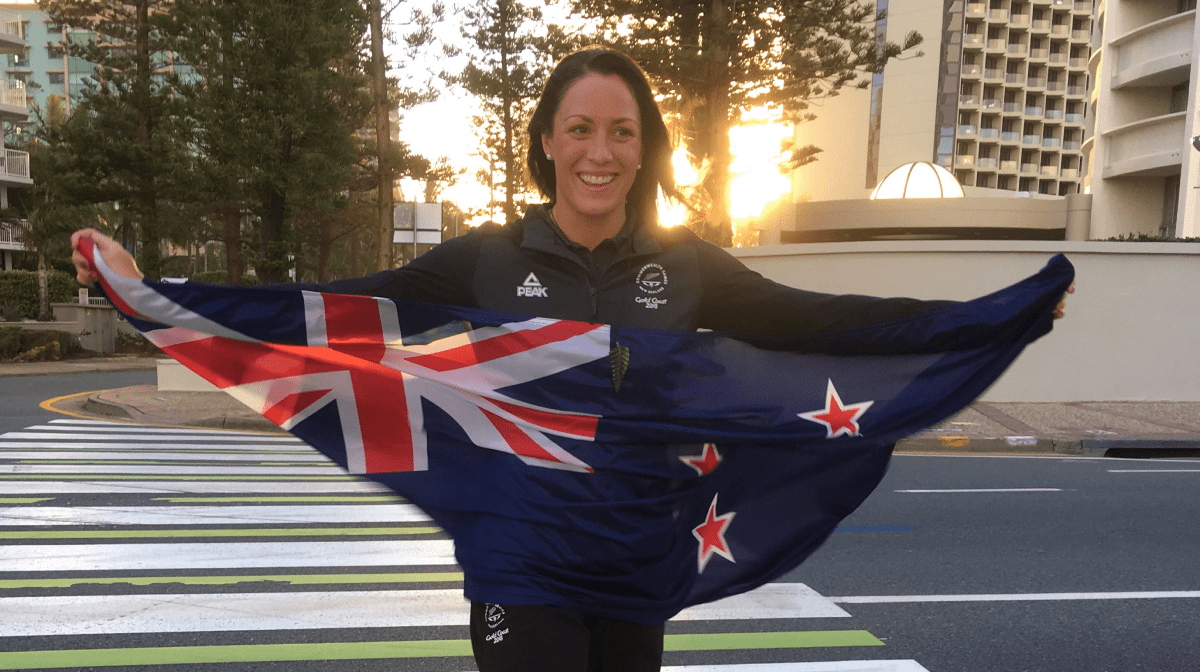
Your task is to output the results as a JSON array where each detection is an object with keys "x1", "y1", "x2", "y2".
[{"x1": 75, "y1": 47, "x2": 1070, "y2": 672}]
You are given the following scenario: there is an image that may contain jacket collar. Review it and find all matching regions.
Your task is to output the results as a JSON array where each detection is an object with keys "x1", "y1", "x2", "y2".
[{"x1": 519, "y1": 205, "x2": 663, "y2": 261}]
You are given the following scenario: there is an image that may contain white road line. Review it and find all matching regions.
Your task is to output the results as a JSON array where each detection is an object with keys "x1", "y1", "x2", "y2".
[
  {"x1": 0, "y1": 584, "x2": 845, "y2": 636},
  {"x1": 0, "y1": 504, "x2": 430, "y2": 526},
  {"x1": 1, "y1": 432, "x2": 300, "y2": 442},
  {"x1": 0, "y1": 540, "x2": 458, "y2": 570},
  {"x1": 0, "y1": 464, "x2": 344, "y2": 475},
  {"x1": 0, "y1": 480, "x2": 389, "y2": 494},
  {"x1": 662, "y1": 663, "x2": 931, "y2": 672},
  {"x1": 25, "y1": 424, "x2": 287, "y2": 437},
  {"x1": 0, "y1": 451, "x2": 327, "y2": 462},
  {"x1": 1107, "y1": 469, "x2": 1200, "y2": 473},
  {"x1": 893, "y1": 488, "x2": 1063, "y2": 493},
  {"x1": 0, "y1": 442, "x2": 309, "y2": 451},
  {"x1": 832, "y1": 591, "x2": 1200, "y2": 604}
]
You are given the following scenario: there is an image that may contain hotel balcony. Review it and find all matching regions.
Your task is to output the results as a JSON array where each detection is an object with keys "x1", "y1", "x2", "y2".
[
  {"x1": 980, "y1": 127, "x2": 1001, "y2": 139},
  {"x1": 0, "y1": 10, "x2": 23, "y2": 56},
  {"x1": 1102, "y1": 111, "x2": 1186, "y2": 177},
  {"x1": 0, "y1": 149, "x2": 31, "y2": 186},
  {"x1": 0, "y1": 78, "x2": 27, "y2": 121},
  {"x1": 962, "y1": 63, "x2": 983, "y2": 77},
  {"x1": 1110, "y1": 10, "x2": 1195, "y2": 89},
  {"x1": 1001, "y1": 131, "x2": 1022, "y2": 142},
  {"x1": 1040, "y1": 165, "x2": 1060, "y2": 176},
  {"x1": 966, "y1": 2, "x2": 986, "y2": 17}
]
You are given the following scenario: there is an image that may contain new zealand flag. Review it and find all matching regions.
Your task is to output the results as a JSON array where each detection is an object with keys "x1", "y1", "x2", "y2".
[{"x1": 81, "y1": 239, "x2": 1074, "y2": 624}]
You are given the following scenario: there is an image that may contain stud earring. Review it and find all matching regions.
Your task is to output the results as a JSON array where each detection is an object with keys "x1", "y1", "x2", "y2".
[{"x1": 546, "y1": 154, "x2": 553, "y2": 161}]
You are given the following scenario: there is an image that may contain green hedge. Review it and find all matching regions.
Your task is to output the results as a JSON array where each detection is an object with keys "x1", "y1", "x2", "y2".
[
  {"x1": 0, "y1": 326, "x2": 77, "y2": 360},
  {"x1": 0, "y1": 270, "x2": 76, "y2": 321},
  {"x1": 191, "y1": 271, "x2": 259, "y2": 285}
]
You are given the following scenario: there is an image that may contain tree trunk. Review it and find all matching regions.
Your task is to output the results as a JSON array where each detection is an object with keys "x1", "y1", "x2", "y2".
[
  {"x1": 700, "y1": 0, "x2": 733, "y2": 248},
  {"x1": 222, "y1": 204, "x2": 244, "y2": 285},
  {"x1": 36, "y1": 250, "x2": 51, "y2": 322},
  {"x1": 371, "y1": 0, "x2": 393, "y2": 271},
  {"x1": 133, "y1": 0, "x2": 162, "y2": 279},
  {"x1": 500, "y1": 0, "x2": 516, "y2": 222}
]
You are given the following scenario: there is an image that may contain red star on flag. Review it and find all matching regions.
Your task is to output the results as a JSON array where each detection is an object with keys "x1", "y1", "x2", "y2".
[
  {"x1": 797, "y1": 379, "x2": 874, "y2": 438},
  {"x1": 680, "y1": 443, "x2": 722, "y2": 475},
  {"x1": 692, "y1": 493, "x2": 736, "y2": 573}
]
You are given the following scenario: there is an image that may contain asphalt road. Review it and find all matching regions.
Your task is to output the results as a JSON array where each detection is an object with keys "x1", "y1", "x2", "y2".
[{"x1": 1, "y1": 372, "x2": 1197, "y2": 671}]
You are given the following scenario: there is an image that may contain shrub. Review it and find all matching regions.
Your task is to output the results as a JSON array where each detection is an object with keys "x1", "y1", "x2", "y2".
[
  {"x1": 0, "y1": 270, "x2": 76, "y2": 319},
  {"x1": 0, "y1": 326, "x2": 79, "y2": 361}
]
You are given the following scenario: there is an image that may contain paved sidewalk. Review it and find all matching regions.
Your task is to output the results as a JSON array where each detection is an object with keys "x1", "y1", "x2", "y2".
[{"x1": 7, "y1": 356, "x2": 1200, "y2": 455}]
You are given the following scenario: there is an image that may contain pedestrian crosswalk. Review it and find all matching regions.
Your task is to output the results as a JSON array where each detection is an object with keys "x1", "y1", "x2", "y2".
[{"x1": 0, "y1": 418, "x2": 930, "y2": 671}]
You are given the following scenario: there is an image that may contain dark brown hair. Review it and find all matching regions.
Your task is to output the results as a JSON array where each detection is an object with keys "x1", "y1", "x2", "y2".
[{"x1": 526, "y1": 48, "x2": 676, "y2": 226}]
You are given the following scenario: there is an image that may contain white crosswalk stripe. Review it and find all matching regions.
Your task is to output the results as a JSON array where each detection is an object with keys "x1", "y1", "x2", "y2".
[{"x1": 0, "y1": 417, "x2": 930, "y2": 671}]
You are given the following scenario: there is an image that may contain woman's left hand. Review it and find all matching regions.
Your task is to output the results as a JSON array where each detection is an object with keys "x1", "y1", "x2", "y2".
[{"x1": 1053, "y1": 283, "x2": 1075, "y2": 320}]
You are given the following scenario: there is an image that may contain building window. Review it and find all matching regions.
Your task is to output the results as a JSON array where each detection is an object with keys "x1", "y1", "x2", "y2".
[
  {"x1": 48, "y1": 72, "x2": 64, "y2": 85},
  {"x1": 1160, "y1": 175, "x2": 1180, "y2": 237},
  {"x1": 1170, "y1": 83, "x2": 1189, "y2": 113}
]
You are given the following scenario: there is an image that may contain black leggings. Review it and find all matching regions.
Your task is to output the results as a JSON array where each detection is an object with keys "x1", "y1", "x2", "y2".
[{"x1": 469, "y1": 602, "x2": 665, "y2": 672}]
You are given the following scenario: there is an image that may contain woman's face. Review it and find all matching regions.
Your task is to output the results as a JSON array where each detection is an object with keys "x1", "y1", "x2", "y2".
[{"x1": 541, "y1": 73, "x2": 643, "y2": 225}]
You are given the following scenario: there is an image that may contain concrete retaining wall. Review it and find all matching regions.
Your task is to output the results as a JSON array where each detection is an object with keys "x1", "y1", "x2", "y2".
[{"x1": 732, "y1": 240, "x2": 1199, "y2": 402}]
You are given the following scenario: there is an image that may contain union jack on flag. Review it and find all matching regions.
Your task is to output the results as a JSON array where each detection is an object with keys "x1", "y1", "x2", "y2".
[{"x1": 81, "y1": 239, "x2": 1074, "y2": 623}]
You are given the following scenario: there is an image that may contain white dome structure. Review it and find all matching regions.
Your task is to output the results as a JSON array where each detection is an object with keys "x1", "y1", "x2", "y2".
[{"x1": 870, "y1": 162, "x2": 965, "y2": 200}]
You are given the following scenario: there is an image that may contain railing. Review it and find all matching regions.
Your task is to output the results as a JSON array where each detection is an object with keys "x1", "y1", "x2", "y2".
[
  {"x1": 982, "y1": 98, "x2": 1002, "y2": 109},
  {"x1": 965, "y1": 33, "x2": 985, "y2": 46},
  {"x1": 1047, "y1": 80, "x2": 1066, "y2": 91},
  {"x1": 1063, "y1": 140, "x2": 1082, "y2": 150},
  {"x1": 984, "y1": 68, "x2": 1004, "y2": 79},
  {"x1": 1049, "y1": 52, "x2": 1068, "y2": 63},
  {"x1": 2, "y1": 149, "x2": 29, "y2": 180},
  {"x1": 1001, "y1": 131, "x2": 1021, "y2": 141},
  {"x1": 1011, "y1": 13, "x2": 1031, "y2": 26},
  {"x1": 958, "y1": 124, "x2": 978, "y2": 135},
  {"x1": 0, "y1": 219, "x2": 28, "y2": 248},
  {"x1": 0, "y1": 78, "x2": 25, "y2": 110},
  {"x1": 1008, "y1": 43, "x2": 1029, "y2": 55},
  {"x1": 1065, "y1": 112, "x2": 1085, "y2": 122},
  {"x1": 1026, "y1": 105, "x2": 1044, "y2": 116},
  {"x1": 1023, "y1": 134, "x2": 1042, "y2": 145},
  {"x1": 1060, "y1": 168, "x2": 1079, "y2": 178},
  {"x1": 0, "y1": 9, "x2": 21, "y2": 41},
  {"x1": 1067, "y1": 85, "x2": 1087, "y2": 95},
  {"x1": 1069, "y1": 57, "x2": 1088, "y2": 67},
  {"x1": 1050, "y1": 24, "x2": 1069, "y2": 36},
  {"x1": 1003, "y1": 102, "x2": 1023, "y2": 113},
  {"x1": 1032, "y1": 19, "x2": 1051, "y2": 30},
  {"x1": 980, "y1": 127, "x2": 1001, "y2": 138},
  {"x1": 1072, "y1": 29, "x2": 1089, "y2": 40},
  {"x1": 956, "y1": 155, "x2": 977, "y2": 166},
  {"x1": 1045, "y1": 109, "x2": 1064, "y2": 119},
  {"x1": 1074, "y1": 1, "x2": 1091, "y2": 12},
  {"x1": 962, "y1": 63, "x2": 983, "y2": 76},
  {"x1": 978, "y1": 157, "x2": 999, "y2": 168},
  {"x1": 967, "y1": 2, "x2": 986, "y2": 14},
  {"x1": 959, "y1": 94, "x2": 980, "y2": 105},
  {"x1": 1027, "y1": 77, "x2": 1047, "y2": 87},
  {"x1": 1041, "y1": 165, "x2": 1059, "y2": 176},
  {"x1": 988, "y1": 39, "x2": 1007, "y2": 50},
  {"x1": 989, "y1": 9, "x2": 1009, "y2": 19},
  {"x1": 1043, "y1": 137, "x2": 1062, "y2": 148},
  {"x1": 1030, "y1": 48, "x2": 1050, "y2": 59},
  {"x1": 1021, "y1": 163, "x2": 1039, "y2": 173},
  {"x1": 1000, "y1": 159, "x2": 1019, "y2": 170},
  {"x1": 1006, "y1": 73, "x2": 1025, "y2": 83}
]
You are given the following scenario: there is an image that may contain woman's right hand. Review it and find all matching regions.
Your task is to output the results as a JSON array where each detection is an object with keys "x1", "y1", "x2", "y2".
[{"x1": 71, "y1": 229, "x2": 143, "y2": 285}]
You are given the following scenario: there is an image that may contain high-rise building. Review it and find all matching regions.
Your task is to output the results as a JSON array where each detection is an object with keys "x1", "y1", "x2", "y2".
[
  {"x1": 1082, "y1": 0, "x2": 1198, "y2": 238},
  {"x1": 0, "y1": 6, "x2": 30, "y2": 271},
  {"x1": 790, "y1": 0, "x2": 1095, "y2": 202}
]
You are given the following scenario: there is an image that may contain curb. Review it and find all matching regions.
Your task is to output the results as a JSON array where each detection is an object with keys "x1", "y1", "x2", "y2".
[{"x1": 79, "y1": 392, "x2": 280, "y2": 433}]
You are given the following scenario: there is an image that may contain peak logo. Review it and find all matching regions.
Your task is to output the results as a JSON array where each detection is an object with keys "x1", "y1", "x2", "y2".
[{"x1": 517, "y1": 273, "x2": 548, "y2": 297}]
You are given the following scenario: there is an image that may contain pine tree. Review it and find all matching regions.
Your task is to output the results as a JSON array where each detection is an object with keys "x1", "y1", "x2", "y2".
[
  {"x1": 40, "y1": 0, "x2": 190, "y2": 279},
  {"x1": 455, "y1": 0, "x2": 574, "y2": 222},
  {"x1": 570, "y1": 0, "x2": 922, "y2": 246},
  {"x1": 170, "y1": 0, "x2": 372, "y2": 283}
]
